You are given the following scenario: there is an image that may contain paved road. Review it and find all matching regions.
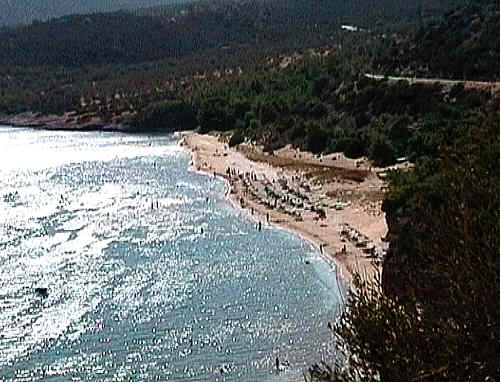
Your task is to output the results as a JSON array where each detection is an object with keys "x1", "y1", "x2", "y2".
[{"x1": 365, "y1": 74, "x2": 500, "y2": 90}]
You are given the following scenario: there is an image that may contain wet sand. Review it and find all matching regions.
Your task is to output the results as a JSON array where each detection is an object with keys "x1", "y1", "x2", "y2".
[{"x1": 180, "y1": 132, "x2": 389, "y2": 287}]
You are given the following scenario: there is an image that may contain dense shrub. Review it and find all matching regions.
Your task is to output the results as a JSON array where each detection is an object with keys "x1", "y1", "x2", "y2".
[
  {"x1": 228, "y1": 129, "x2": 245, "y2": 147},
  {"x1": 197, "y1": 97, "x2": 235, "y2": 133},
  {"x1": 343, "y1": 138, "x2": 366, "y2": 159},
  {"x1": 132, "y1": 100, "x2": 197, "y2": 132},
  {"x1": 308, "y1": 113, "x2": 500, "y2": 382},
  {"x1": 369, "y1": 136, "x2": 396, "y2": 166},
  {"x1": 307, "y1": 125, "x2": 329, "y2": 153}
]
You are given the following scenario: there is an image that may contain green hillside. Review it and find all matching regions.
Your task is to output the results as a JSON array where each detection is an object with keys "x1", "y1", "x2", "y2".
[
  {"x1": 0, "y1": 0, "x2": 189, "y2": 27},
  {"x1": 0, "y1": 0, "x2": 339, "y2": 68},
  {"x1": 1, "y1": 1, "x2": 499, "y2": 381},
  {"x1": 0, "y1": 0, "x2": 470, "y2": 68},
  {"x1": 373, "y1": 2, "x2": 500, "y2": 80}
]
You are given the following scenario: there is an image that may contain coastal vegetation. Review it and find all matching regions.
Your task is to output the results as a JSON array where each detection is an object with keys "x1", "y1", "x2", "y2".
[
  {"x1": 373, "y1": 2, "x2": 500, "y2": 80},
  {"x1": 308, "y1": 110, "x2": 500, "y2": 381},
  {"x1": 1, "y1": 0, "x2": 496, "y2": 167},
  {"x1": 1, "y1": 0, "x2": 499, "y2": 380},
  {"x1": 180, "y1": 55, "x2": 493, "y2": 166},
  {"x1": 0, "y1": 0, "x2": 479, "y2": 117}
]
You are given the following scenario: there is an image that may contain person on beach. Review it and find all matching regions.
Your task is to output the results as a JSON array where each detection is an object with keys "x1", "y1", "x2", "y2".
[
  {"x1": 266, "y1": 212, "x2": 270, "y2": 223},
  {"x1": 258, "y1": 221, "x2": 262, "y2": 231}
]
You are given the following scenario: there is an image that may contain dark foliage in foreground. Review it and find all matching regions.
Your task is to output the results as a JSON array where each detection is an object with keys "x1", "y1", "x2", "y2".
[
  {"x1": 307, "y1": 112, "x2": 500, "y2": 381},
  {"x1": 0, "y1": 2, "x2": 498, "y2": 380}
]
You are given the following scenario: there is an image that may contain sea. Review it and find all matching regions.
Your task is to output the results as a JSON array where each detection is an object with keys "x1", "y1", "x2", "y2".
[{"x1": 0, "y1": 126, "x2": 343, "y2": 381}]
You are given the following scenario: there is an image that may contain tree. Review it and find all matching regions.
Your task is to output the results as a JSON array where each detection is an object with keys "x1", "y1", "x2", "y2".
[
  {"x1": 369, "y1": 136, "x2": 396, "y2": 166},
  {"x1": 307, "y1": 124, "x2": 329, "y2": 153},
  {"x1": 197, "y1": 97, "x2": 235, "y2": 133},
  {"x1": 131, "y1": 100, "x2": 197, "y2": 132},
  {"x1": 228, "y1": 129, "x2": 245, "y2": 147},
  {"x1": 308, "y1": 113, "x2": 500, "y2": 382}
]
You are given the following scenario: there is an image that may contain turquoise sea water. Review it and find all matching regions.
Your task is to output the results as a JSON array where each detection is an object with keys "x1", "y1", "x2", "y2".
[{"x1": 0, "y1": 127, "x2": 342, "y2": 381}]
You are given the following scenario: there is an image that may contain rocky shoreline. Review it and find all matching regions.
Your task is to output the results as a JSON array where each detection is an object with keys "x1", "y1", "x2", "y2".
[{"x1": 0, "y1": 111, "x2": 133, "y2": 132}]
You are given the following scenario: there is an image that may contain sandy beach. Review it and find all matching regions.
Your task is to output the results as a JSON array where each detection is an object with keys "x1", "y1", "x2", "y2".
[{"x1": 180, "y1": 132, "x2": 389, "y2": 288}]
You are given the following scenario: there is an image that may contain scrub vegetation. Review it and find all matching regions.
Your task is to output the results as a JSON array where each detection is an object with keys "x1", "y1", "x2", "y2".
[{"x1": 1, "y1": 1, "x2": 499, "y2": 380}]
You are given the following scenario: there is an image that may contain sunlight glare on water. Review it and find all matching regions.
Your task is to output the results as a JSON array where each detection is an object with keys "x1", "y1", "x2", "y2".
[{"x1": 0, "y1": 127, "x2": 341, "y2": 381}]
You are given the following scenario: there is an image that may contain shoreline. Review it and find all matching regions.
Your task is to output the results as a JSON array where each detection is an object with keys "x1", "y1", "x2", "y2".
[
  {"x1": 211, "y1": 164, "x2": 350, "y2": 297},
  {"x1": 2, "y1": 120, "x2": 387, "y2": 289},
  {"x1": 0, "y1": 111, "x2": 131, "y2": 132},
  {"x1": 179, "y1": 131, "x2": 389, "y2": 288}
]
